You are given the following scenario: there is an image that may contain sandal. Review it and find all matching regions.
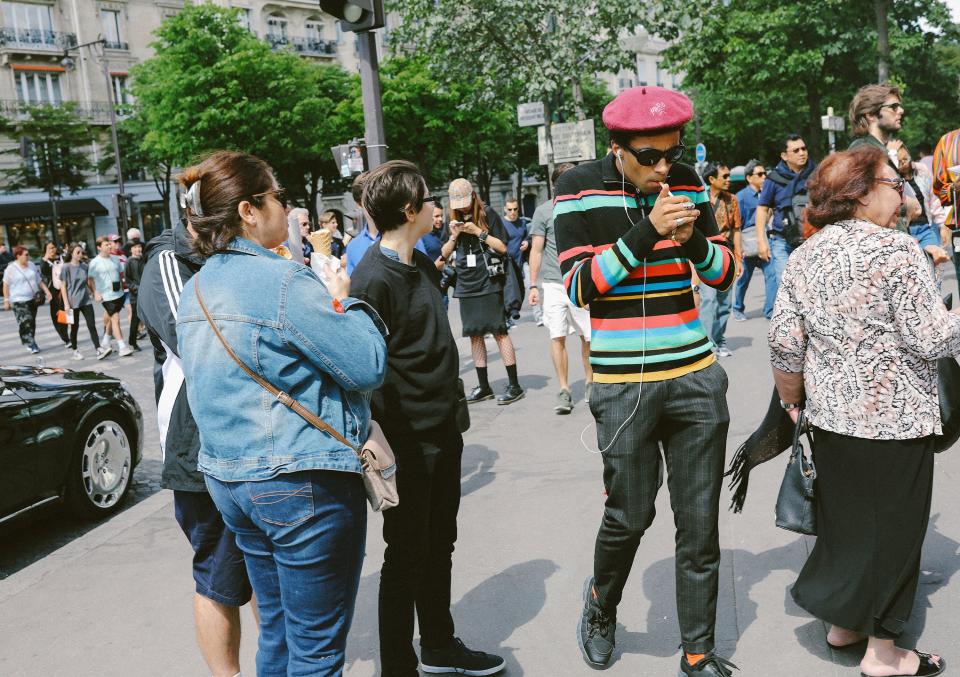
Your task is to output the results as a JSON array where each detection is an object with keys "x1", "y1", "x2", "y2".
[{"x1": 860, "y1": 650, "x2": 945, "y2": 677}]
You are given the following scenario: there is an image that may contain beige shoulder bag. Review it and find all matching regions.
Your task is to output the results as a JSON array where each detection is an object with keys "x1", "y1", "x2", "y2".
[{"x1": 193, "y1": 277, "x2": 398, "y2": 512}]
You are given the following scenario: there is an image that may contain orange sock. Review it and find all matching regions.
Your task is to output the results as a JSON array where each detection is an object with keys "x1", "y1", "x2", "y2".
[{"x1": 686, "y1": 653, "x2": 706, "y2": 666}]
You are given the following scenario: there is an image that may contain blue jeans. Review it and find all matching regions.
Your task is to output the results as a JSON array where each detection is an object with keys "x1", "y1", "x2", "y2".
[
  {"x1": 697, "y1": 284, "x2": 731, "y2": 347},
  {"x1": 735, "y1": 235, "x2": 793, "y2": 319},
  {"x1": 206, "y1": 470, "x2": 367, "y2": 677}
]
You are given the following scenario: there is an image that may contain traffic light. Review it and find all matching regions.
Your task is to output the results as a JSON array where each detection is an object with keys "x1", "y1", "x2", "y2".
[{"x1": 319, "y1": 0, "x2": 384, "y2": 32}]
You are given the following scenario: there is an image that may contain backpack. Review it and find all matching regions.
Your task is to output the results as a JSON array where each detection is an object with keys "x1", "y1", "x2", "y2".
[{"x1": 766, "y1": 169, "x2": 809, "y2": 248}]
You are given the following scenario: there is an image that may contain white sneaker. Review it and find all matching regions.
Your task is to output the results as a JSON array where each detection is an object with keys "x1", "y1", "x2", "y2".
[
  {"x1": 119, "y1": 345, "x2": 135, "y2": 357},
  {"x1": 72, "y1": 350, "x2": 84, "y2": 361},
  {"x1": 96, "y1": 346, "x2": 113, "y2": 360},
  {"x1": 63, "y1": 340, "x2": 72, "y2": 349}
]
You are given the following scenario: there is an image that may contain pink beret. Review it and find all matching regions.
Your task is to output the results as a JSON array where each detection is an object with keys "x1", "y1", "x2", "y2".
[{"x1": 602, "y1": 86, "x2": 693, "y2": 133}]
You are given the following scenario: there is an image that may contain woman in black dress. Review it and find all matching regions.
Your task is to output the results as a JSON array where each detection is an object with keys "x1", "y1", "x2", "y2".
[{"x1": 439, "y1": 178, "x2": 524, "y2": 405}]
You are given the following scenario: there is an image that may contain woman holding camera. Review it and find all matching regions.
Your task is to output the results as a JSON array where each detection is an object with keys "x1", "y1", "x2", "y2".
[
  {"x1": 175, "y1": 150, "x2": 388, "y2": 676},
  {"x1": 440, "y1": 178, "x2": 524, "y2": 405}
]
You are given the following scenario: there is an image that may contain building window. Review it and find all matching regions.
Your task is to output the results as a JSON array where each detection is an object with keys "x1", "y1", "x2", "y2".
[
  {"x1": 111, "y1": 75, "x2": 130, "y2": 105},
  {"x1": 617, "y1": 75, "x2": 634, "y2": 92},
  {"x1": 266, "y1": 13, "x2": 288, "y2": 43},
  {"x1": 672, "y1": 73, "x2": 680, "y2": 89},
  {"x1": 16, "y1": 70, "x2": 62, "y2": 105},
  {"x1": 235, "y1": 7, "x2": 251, "y2": 31},
  {"x1": 656, "y1": 60, "x2": 664, "y2": 87},
  {"x1": 2, "y1": 2, "x2": 53, "y2": 34},
  {"x1": 335, "y1": 22, "x2": 342, "y2": 44},
  {"x1": 100, "y1": 9, "x2": 124, "y2": 49},
  {"x1": 305, "y1": 17, "x2": 324, "y2": 41},
  {"x1": 636, "y1": 58, "x2": 648, "y2": 86}
]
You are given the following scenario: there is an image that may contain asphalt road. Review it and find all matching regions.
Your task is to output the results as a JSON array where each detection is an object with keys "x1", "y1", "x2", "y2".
[{"x1": 0, "y1": 303, "x2": 162, "y2": 579}]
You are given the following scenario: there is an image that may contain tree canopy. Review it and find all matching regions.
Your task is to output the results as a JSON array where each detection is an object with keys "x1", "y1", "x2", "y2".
[{"x1": 647, "y1": 0, "x2": 960, "y2": 165}]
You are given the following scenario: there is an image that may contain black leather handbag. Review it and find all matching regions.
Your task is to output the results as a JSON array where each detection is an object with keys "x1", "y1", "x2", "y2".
[
  {"x1": 935, "y1": 356, "x2": 960, "y2": 453},
  {"x1": 775, "y1": 411, "x2": 817, "y2": 535}
]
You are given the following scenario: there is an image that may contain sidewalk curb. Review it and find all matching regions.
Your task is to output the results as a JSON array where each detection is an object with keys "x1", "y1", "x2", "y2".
[{"x1": 0, "y1": 490, "x2": 173, "y2": 604}]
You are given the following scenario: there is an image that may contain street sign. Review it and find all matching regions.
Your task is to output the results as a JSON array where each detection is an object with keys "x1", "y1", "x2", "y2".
[
  {"x1": 538, "y1": 119, "x2": 596, "y2": 165},
  {"x1": 695, "y1": 143, "x2": 707, "y2": 163},
  {"x1": 821, "y1": 114, "x2": 845, "y2": 132},
  {"x1": 517, "y1": 102, "x2": 545, "y2": 128}
]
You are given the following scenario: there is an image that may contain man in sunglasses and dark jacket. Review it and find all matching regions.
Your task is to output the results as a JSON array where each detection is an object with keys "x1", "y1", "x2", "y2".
[{"x1": 555, "y1": 86, "x2": 738, "y2": 677}]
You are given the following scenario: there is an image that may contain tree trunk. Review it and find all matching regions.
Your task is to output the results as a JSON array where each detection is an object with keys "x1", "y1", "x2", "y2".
[
  {"x1": 543, "y1": 98, "x2": 555, "y2": 199},
  {"x1": 572, "y1": 79, "x2": 586, "y2": 121},
  {"x1": 152, "y1": 162, "x2": 173, "y2": 230},
  {"x1": 307, "y1": 172, "x2": 321, "y2": 225},
  {"x1": 875, "y1": 0, "x2": 891, "y2": 82},
  {"x1": 805, "y1": 86, "x2": 824, "y2": 159}
]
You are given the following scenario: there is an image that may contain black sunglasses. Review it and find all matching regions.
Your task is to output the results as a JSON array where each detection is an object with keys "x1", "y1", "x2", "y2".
[
  {"x1": 252, "y1": 187, "x2": 289, "y2": 210},
  {"x1": 623, "y1": 144, "x2": 685, "y2": 167},
  {"x1": 752, "y1": 171, "x2": 767, "y2": 177},
  {"x1": 876, "y1": 176, "x2": 905, "y2": 196},
  {"x1": 879, "y1": 102, "x2": 904, "y2": 112},
  {"x1": 787, "y1": 146, "x2": 808, "y2": 154},
  {"x1": 423, "y1": 195, "x2": 438, "y2": 204},
  {"x1": 719, "y1": 173, "x2": 731, "y2": 179}
]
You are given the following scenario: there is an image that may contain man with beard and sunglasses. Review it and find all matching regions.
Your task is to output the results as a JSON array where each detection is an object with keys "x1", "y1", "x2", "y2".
[{"x1": 555, "y1": 86, "x2": 738, "y2": 677}]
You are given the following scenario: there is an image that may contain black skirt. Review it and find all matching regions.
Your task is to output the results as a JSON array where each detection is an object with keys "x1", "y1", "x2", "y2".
[
  {"x1": 791, "y1": 427, "x2": 935, "y2": 638},
  {"x1": 458, "y1": 292, "x2": 507, "y2": 337}
]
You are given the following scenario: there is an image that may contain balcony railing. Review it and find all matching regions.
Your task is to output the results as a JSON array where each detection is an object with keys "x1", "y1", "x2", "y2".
[
  {"x1": 103, "y1": 40, "x2": 128, "y2": 50},
  {"x1": 265, "y1": 34, "x2": 337, "y2": 57},
  {"x1": 0, "y1": 27, "x2": 77, "y2": 51},
  {"x1": 0, "y1": 99, "x2": 133, "y2": 125}
]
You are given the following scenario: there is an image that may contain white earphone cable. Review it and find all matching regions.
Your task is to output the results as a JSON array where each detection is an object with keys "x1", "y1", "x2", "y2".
[{"x1": 580, "y1": 149, "x2": 647, "y2": 455}]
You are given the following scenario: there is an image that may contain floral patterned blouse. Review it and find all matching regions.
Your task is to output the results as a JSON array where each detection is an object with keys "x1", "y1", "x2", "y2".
[{"x1": 769, "y1": 218, "x2": 960, "y2": 440}]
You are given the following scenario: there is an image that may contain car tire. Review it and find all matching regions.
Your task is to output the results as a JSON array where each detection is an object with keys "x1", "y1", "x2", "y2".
[{"x1": 65, "y1": 411, "x2": 134, "y2": 520}]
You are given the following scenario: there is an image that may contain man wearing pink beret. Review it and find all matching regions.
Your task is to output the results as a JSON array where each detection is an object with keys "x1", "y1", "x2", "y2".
[{"x1": 555, "y1": 86, "x2": 738, "y2": 677}]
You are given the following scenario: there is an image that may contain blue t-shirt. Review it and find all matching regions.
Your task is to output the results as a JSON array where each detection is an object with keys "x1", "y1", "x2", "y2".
[
  {"x1": 757, "y1": 160, "x2": 814, "y2": 233},
  {"x1": 87, "y1": 255, "x2": 124, "y2": 301},
  {"x1": 736, "y1": 186, "x2": 761, "y2": 231},
  {"x1": 501, "y1": 216, "x2": 529, "y2": 265},
  {"x1": 345, "y1": 225, "x2": 380, "y2": 276},
  {"x1": 417, "y1": 230, "x2": 444, "y2": 261}
]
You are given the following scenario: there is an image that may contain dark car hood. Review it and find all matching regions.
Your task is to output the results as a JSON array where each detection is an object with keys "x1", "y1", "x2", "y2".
[{"x1": 0, "y1": 366, "x2": 122, "y2": 390}]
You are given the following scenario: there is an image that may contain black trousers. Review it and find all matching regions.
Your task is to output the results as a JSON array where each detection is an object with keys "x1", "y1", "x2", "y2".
[
  {"x1": 379, "y1": 422, "x2": 463, "y2": 677},
  {"x1": 127, "y1": 293, "x2": 140, "y2": 347},
  {"x1": 590, "y1": 362, "x2": 730, "y2": 654},
  {"x1": 49, "y1": 292, "x2": 69, "y2": 343},
  {"x1": 69, "y1": 304, "x2": 100, "y2": 351}
]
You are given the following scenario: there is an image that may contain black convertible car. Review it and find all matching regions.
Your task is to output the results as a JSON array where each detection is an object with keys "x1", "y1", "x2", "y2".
[{"x1": 0, "y1": 365, "x2": 143, "y2": 523}]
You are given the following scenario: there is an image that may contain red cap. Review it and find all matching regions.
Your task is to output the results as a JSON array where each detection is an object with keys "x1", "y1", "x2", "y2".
[
  {"x1": 602, "y1": 86, "x2": 693, "y2": 133},
  {"x1": 107, "y1": 233, "x2": 121, "y2": 242}
]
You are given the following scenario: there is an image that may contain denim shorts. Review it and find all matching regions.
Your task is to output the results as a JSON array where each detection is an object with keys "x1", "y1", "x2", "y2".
[{"x1": 173, "y1": 490, "x2": 252, "y2": 607}]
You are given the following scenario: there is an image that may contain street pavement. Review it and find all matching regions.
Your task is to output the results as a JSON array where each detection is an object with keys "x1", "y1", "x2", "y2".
[{"x1": 1, "y1": 274, "x2": 960, "y2": 677}]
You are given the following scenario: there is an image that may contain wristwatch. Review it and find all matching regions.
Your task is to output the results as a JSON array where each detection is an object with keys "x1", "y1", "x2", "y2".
[
  {"x1": 478, "y1": 231, "x2": 488, "y2": 243},
  {"x1": 780, "y1": 400, "x2": 801, "y2": 412}
]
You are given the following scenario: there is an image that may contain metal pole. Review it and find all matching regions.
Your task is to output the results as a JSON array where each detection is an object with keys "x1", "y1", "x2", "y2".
[
  {"x1": 356, "y1": 31, "x2": 387, "y2": 170},
  {"x1": 100, "y1": 46, "x2": 128, "y2": 235}
]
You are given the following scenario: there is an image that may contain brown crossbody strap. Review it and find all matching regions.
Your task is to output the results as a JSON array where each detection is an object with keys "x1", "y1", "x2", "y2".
[{"x1": 192, "y1": 276, "x2": 361, "y2": 455}]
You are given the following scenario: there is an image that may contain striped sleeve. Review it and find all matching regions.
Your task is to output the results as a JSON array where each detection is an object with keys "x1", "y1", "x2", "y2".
[
  {"x1": 681, "y1": 188, "x2": 736, "y2": 291},
  {"x1": 932, "y1": 131, "x2": 958, "y2": 226},
  {"x1": 554, "y1": 186, "x2": 659, "y2": 308}
]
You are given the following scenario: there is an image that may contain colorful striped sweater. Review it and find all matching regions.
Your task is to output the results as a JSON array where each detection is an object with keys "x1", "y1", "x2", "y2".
[{"x1": 554, "y1": 155, "x2": 735, "y2": 383}]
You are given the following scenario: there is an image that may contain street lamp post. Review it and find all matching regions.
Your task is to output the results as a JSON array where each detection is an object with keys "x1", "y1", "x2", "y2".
[{"x1": 62, "y1": 38, "x2": 129, "y2": 236}]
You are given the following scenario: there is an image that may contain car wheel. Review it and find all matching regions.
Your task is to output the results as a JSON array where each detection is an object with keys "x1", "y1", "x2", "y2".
[{"x1": 65, "y1": 413, "x2": 134, "y2": 520}]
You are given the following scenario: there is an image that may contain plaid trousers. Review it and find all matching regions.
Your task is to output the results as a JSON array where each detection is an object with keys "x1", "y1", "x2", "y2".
[{"x1": 590, "y1": 361, "x2": 730, "y2": 654}]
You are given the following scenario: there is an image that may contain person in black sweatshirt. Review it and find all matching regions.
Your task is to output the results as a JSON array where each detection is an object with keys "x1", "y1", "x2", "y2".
[{"x1": 350, "y1": 160, "x2": 505, "y2": 677}]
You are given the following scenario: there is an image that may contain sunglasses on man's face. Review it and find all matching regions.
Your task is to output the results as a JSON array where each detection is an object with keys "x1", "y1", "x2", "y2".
[
  {"x1": 252, "y1": 187, "x2": 289, "y2": 210},
  {"x1": 879, "y1": 102, "x2": 904, "y2": 113},
  {"x1": 624, "y1": 144, "x2": 685, "y2": 167},
  {"x1": 719, "y1": 173, "x2": 731, "y2": 180},
  {"x1": 752, "y1": 171, "x2": 767, "y2": 177}
]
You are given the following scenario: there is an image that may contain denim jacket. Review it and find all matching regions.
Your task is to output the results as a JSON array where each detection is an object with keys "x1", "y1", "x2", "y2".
[{"x1": 177, "y1": 237, "x2": 388, "y2": 482}]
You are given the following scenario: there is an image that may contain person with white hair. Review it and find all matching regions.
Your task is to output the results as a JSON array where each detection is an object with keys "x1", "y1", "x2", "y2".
[
  {"x1": 126, "y1": 227, "x2": 142, "y2": 241},
  {"x1": 287, "y1": 207, "x2": 311, "y2": 264}
]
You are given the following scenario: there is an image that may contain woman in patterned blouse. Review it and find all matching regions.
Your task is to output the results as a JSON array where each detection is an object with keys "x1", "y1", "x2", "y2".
[{"x1": 769, "y1": 146, "x2": 959, "y2": 677}]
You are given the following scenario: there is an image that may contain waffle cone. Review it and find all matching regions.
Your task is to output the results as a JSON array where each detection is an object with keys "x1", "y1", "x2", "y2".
[{"x1": 308, "y1": 230, "x2": 332, "y2": 257}]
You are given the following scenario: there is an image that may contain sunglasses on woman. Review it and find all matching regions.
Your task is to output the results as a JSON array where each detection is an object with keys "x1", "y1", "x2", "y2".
[
  {"x1": 622, "y1": 144, "x2": 686, "y2": 167},
  {"x1": 876, "y1": 177, "x2": 905, "y2": 196},
  {"x1": 252, "y1": 187, "x2": 289, "y2": 210}
]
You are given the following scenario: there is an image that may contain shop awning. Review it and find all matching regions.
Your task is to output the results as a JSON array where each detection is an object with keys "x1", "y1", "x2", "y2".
[{"x1": 0, "y1": 198, "x2": 108, "y2": 221}]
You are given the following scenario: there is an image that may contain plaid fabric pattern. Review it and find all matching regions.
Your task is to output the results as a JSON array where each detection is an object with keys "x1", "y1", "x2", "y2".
[{"x1": 590, "y1": 361, "x2": 730, "y2": 654}]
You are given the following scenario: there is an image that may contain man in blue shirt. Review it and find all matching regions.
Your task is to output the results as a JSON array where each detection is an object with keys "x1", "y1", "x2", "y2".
[
  {"x1": 732, "y1": 160, "x2": 777, "y2": 320},
  {"x1": 755, "y1": 134, "x2": 815, "y2": 304},
  {"x1": 345, "y1": 172, "x2": 380, "y2": 276},
  {"x1": 501, "y1": 196, "x2": 540, "y2": 325}
]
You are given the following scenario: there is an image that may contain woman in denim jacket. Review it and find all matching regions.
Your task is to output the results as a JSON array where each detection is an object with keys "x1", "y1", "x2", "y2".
[{"x1": 176, "y1": 150, "x2": 388, "y2": 676}]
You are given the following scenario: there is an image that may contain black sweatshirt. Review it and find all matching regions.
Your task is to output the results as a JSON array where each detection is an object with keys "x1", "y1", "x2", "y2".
[{"x1": 350, "y1": 243, "x2": 460, "y2": 441}]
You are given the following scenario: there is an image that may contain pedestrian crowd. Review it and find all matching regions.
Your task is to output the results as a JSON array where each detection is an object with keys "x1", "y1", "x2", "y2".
[{"x1": 4, "y1": 79, "x2": 960, "y2": 677}]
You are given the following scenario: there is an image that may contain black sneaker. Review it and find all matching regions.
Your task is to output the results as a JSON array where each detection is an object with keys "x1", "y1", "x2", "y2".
[
  {"x1": 496, "y1": 384, "x2": 525, "y2": 405},
  {"x1": 420, "y1": 637, "x2": 505, "y2": 676},
  {"x1": 466, "y1": 385, "x2": 494, "y2": 404},
  {"x1": 578, "y1": 577, "x2": 615, "y2": 668},
  {"x1": 680, "y1": 652, "x2": 739, "y2": 676}
]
